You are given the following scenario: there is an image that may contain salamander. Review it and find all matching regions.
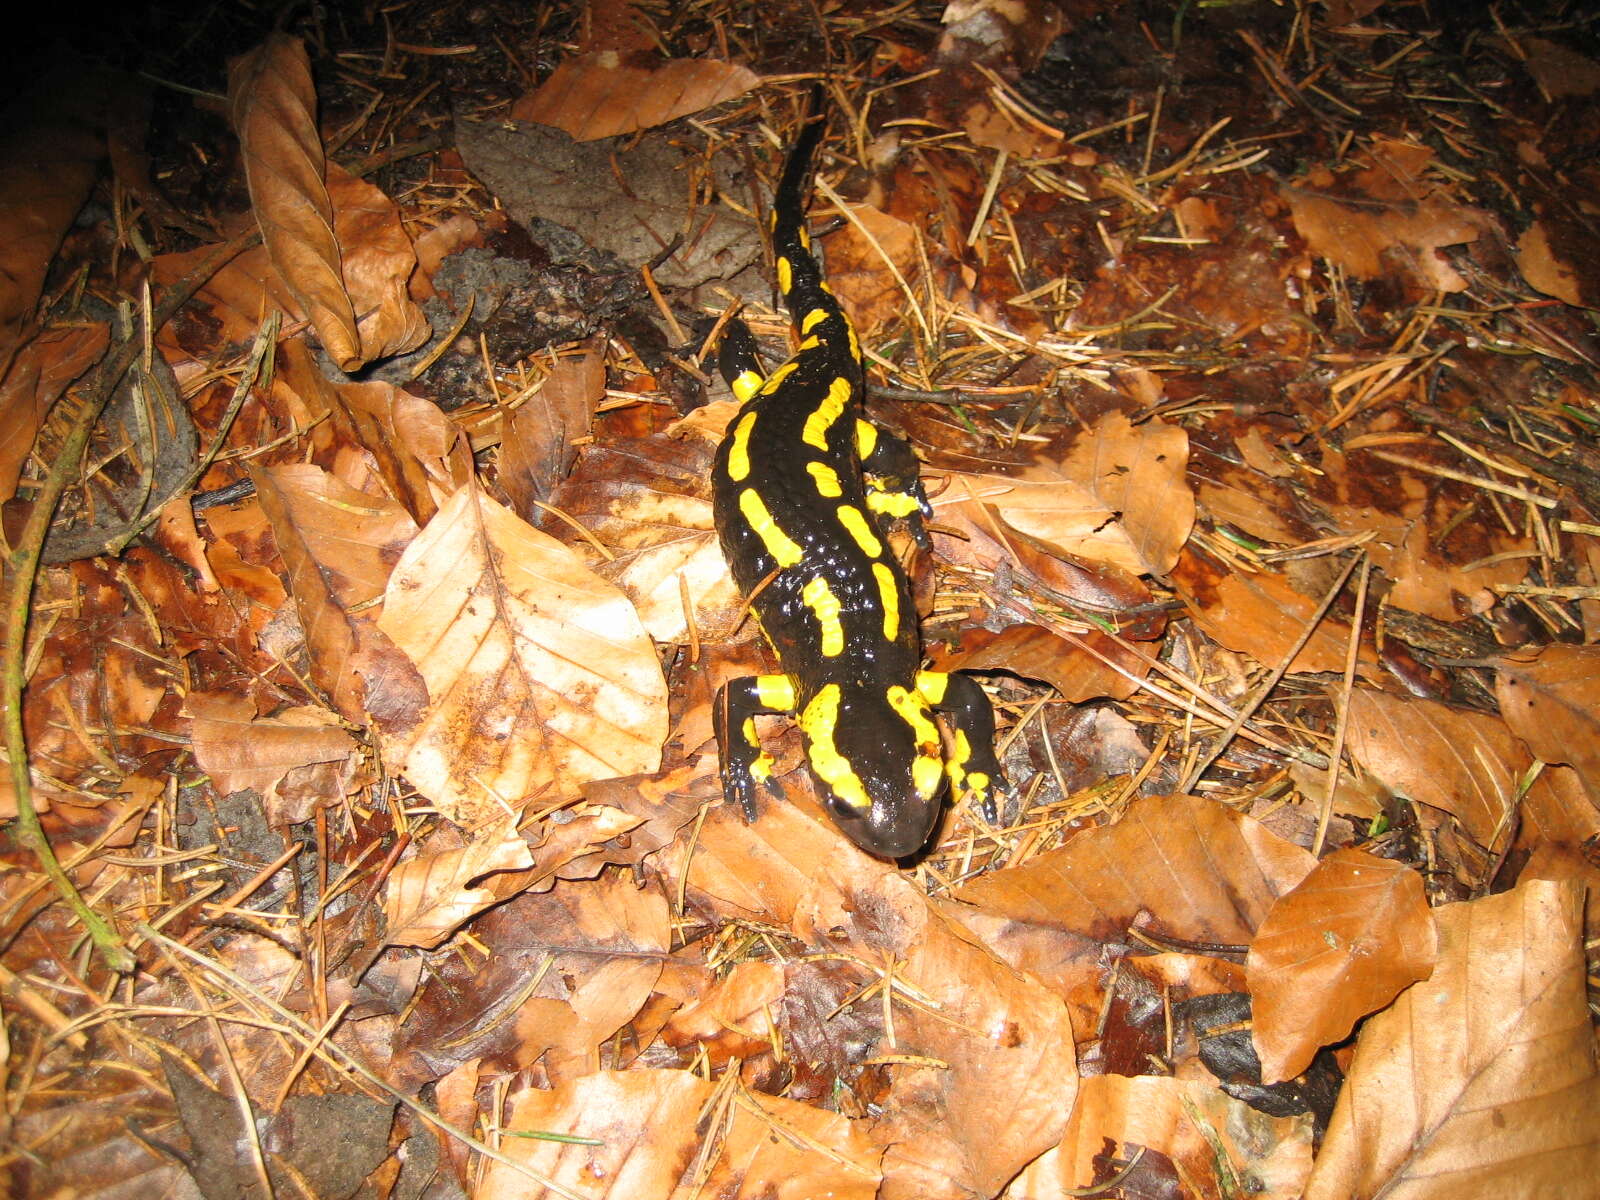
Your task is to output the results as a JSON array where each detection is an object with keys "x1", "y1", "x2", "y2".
[{"x1": 710, "y1": 90, "x2": 1008, "y2": 858}]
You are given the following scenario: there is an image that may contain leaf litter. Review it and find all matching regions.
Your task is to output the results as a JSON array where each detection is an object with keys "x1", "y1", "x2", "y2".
[{"x1": 3, "y1": 2, "x2": 1600, "y2": 1198}]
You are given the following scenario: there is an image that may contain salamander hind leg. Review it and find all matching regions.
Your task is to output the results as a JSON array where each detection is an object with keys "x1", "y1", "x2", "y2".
[
  {"x1": 916, "y1": 670, "x2": 1008, "y2": 822},
  {"x1": 717, "y1": 318, "x2": 767, "y2": 402}
]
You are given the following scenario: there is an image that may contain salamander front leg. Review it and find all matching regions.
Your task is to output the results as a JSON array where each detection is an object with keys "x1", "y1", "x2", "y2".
[
  {"x1": 917, "y1": 670, "x2": 1008, "y2": 822},
  {"x1": 717, "y1": 318, "x2": 767, "y2": 402},
  {"x1": 856, "y1": 419, "x2": 933, "y2": 550},
  {"x1": 714, "y1": 673, "x2": 798, "y2": 821}
]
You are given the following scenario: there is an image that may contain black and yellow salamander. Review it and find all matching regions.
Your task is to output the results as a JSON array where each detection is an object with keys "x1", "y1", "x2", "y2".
[{"x1": 711, "y1": 90, "x2": 1008, "y2": 858}]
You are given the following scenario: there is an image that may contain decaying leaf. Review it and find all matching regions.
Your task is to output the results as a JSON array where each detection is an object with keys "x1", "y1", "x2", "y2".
[
  {"x1": 1248, "y1": 848, "x2": 1437, "y2": 1083},
  {"x1": 1304, "y1": 879, "x2": 1600, "y2": 1198},
  {"x1": 478, "y1": 1069, "x2": 881, "y2": 1199},
  {"x1": 376, "y1": 483, "x2": 667, "y2": 825},
  {"x1": 1496, "y1": 644, "x2": 1600, "y2": 788},
  {"x1": 1007, "y1": 1075, "x2": 1313, "y2": 1200},
  {"x1": 185, "y1": 691, "x2": 358, "y2": 827},
  {"x1": 512, "y1": 54, "x2": 760, "y2": 141},
  {"x1": 382, "y1": 816, "x2": 534, "y2": 948},
  {"x1": 659, "y1": 795, "x2": 1077, "y2": 1200}
]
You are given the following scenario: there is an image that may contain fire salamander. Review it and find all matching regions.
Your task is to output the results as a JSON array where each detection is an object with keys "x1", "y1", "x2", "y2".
[{"x1": 711, "y1": 90, "x2": 1008, "y2": 858}]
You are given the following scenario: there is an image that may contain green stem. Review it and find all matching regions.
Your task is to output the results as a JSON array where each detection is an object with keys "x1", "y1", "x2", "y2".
[{"x1": 3, "y1": 230, "x2": 259, "y2": 974}]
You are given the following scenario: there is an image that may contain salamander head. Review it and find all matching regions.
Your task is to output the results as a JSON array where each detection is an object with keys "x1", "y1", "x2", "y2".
[{"x1": 797, "y1": 683, "x2": 946, "y2": 859}]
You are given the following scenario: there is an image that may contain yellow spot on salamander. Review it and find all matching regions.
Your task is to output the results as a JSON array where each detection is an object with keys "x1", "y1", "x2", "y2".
[
  {"x1": 798, "y1": 223, "x2": 811, "y2": 251},
  {"x1": 835, "y1": 504, "x2": 883, "y2": 558},
  {"x1": 945, "y1": 728, "x2": 972, "y2": 792},
  {"x1": 801, "y1": 309, "x2": 829, "y2": 333},
  {"x1": 916, "y1": 671, "x2": 949, "y2": 705},
  {"x1": 727, "y1": 411, "x2": 758, "y2": 481},
  {"x1": 741, "y1": 717, "x2": 761, "y2": 748},
  {"x1": 847, "y1": 322, "x2": 860, "y2": 363},
  {"x1": 807, "y1": 461, "x2": 842, "y2": 498},
  {"x1": 867, "y1": 490, "x2": 923, "y2": 519},
  {"x1": 730, "y1": 370, "x2": 764, "y2": 402},
  {"x1": 798, "y1": 335, "x2": 821, "y2": 352},
  {"x1": 799, "y1": 684, "x2": 870, "y2": 811},
  {"x1": 802, "y1": 575, "x2": 845, "y2": 657},
  {"x1": 738, "y1": 489, "x2": 803, "y2": 568},
  {"x1": 854, "y1": 419, "x2": 878, "y2": 459},
  {"x1": 873, "y1": 562, "x2": 899, "y2": 641},
  {"x1": 755, "y1": 674, "x2": 796, "y2": 711},
  {"x1": 751, "y1": 753, "x2": 774, "y2": 782},
  {"x1": 887, "y1": 684, "x2": 945, "y2": 802},
  {"x1": 777, "y1": 256, "x2": 793, "y2": 294},
  {"x1": 887, "y1": 685, "x2": 941, "y2": 748},
  {"x1": 759, "y1": 361, "x2": 799, "y2": 395},
  {"x1": 802, "y1": 376, "x2": 853, "y2": 451}
]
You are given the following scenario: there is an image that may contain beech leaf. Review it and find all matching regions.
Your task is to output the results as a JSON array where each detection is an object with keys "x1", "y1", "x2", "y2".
[
  {"x1": 1305, "y1": 879, "x2": 1600, "y2": 1199},
  {"x1": 375, "y1": 484, "x2": 667, "y2": 826},
  {"x1": 1248, "y1": 848, "x2": 1437, "y2": 1084}
]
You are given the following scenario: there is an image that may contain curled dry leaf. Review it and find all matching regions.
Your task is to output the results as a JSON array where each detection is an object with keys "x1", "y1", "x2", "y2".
[
  {"x1": 1305, "y1": 879, "x2": 1600, "y2": 1199},
  {"x1": 498, "y1": 341, "x2": 603, "y2": 517},
  {"x1": 1006, "y1": 1075, "x2": 1313, "y2": 1200},
  {"x1": 324, "y1": 162, "x2": 430, "y2": 364},
  {"x1": 185, "y1": 692, "x2": 357, "y2": 827},
  {"x1": 228, "y1": 36, "x2": 360, "y2": 370},
  {"x1": 943, "y1": 411, "x2": 1192, "y2": 578},
  {"x1": 1495, "y1": 644, "x2": 1600, "y2": 785},
  {"x1": 659, "y1": 797, "x2": 1076, "y2": 1200},
  {"x1": 375, "y1": 484, "x2": 667, "y2": 826},
  {"x1": 512, "y1": 55, "x2": 760, "y2": 141},
  {"x1": 1248, "y1": 848, "x2": 1437, "y2": 1084},
  {"x1": 936, "y1": 622, "x2": 1149, "y2": 703},
  {"x1": 1345, "y1": 690, "x2": 1521, "y2": 849},
  {"x1": 952, "y1": 794, "x2": 1317, "y2": 967},
  {"x1": 478, "y1": 1069, "x2": 880, "y2": 1200},
  {"x1": 251, "y1": 462, "x2": 419, "y2": 721},
  {"x1": 816, "y1": 204, "x2": 918, "y2": 333},
  {"x1": 0, "y1": 324, "x2": 108, "y2": 505},
  {"x1": 1170, "y1": 548, "x2": 1379, "y2": 677},
  {"x1": 382, "y1": 816, "x2": 533, "y2": 949}
]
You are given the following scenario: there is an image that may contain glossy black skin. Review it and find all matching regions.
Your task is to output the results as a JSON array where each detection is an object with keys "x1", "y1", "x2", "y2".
[{"x1": 710, "y1": 93, "x2": 1005, "y2": 858}]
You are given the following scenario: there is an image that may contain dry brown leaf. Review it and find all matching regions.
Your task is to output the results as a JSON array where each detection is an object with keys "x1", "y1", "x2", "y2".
[
  {"x1": 1006, "y1": 1075, "x2": 1313, "y2": 1200},
  {"x1": 1345, "y1": 690, "x2": 1522, "y2": 849},
  {"x1": 478, "y1": 1069, "x2": 880, "y2": 1199},
  {"x1": 1248, "y1": 848, "x2": 1437, "y2": 1084},
  {"x1": 185, "y1": 692, "x2": 358, "y2": 827},
  {"x1": 1304, "y1": 879, "x2": 1600, "y2": 1198},
  {"x1": 251, "y1": 462, "x2": 419, "y2": 720},
  {"x1": 382, "y1": 816, "x2": 533, "y2": 948},
  {"x1": 1496, "y1": 644, "x2": 1600, "y2": 784},
  {"x1": 937, "y1": 623, "x2": 1148, "y2": 703},
  {"x1": 375, "y1": 483, "x2": 667, "y2": 826},
  {"x1": 229, "y1": 36, "x2": 361, "y2": 370},
  {"x1": 1516, "y1": 219, "x2": 1588, "y2": 307},
  {"x1": 945, "y1": 412, "x2": 1191, "y2": 577},
  {"x1": 658, "y1": 796, "x2": 1076, "y2": 1200},
  {"x1": 951, "y1": 794, "x2": 1317, "y2": 963},
  {"x1": 545, "y1": 435, "x2": 742, "y2": 643},
  {"x1": 324, "y1": 162, "x2": 430, "y2": 363},
  {"x1": 658, "y1": 960, "x2": 785, "y2": 1059},
  {"x1": 0, "y1": 72, "x2": 105, "y2": 356},
  {"x1": 499, "y1": 341, "x2": 603, "y2": 517},
  {"x1": 1282, "y1": 181, "x2": 1483, "y2": 292},
  {"x1": 1170, "y1": 549, "x2": 1379, "y2": 677},
  {"x1": 817, "y1": 204, "x2": 919, "y2": 333},
  {"x1": 512, "y1": 54, "x2": 760, "y2": 141},
  {"x1": 0, "y1": 324, "x2": 108, "y2": 505}
]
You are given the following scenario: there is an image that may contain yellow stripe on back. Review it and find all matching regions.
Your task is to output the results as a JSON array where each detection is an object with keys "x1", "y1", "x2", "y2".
[
  {"x1": 726, "y1": 411, "x2": 758, "y2": 481},
  {"x1": 738, "y1": 489, "x2": 803, "y2": 568},
  {"x1": 759, "y1": 361, "x2": 799, "y2": 395},
  {"x1": 801, "y1": 576, "x2": 845, "y2": 656},
  {"x1": 872, "y1": 561, "x2": 899, "y2": 641},
  {"x1": 807, "y1": 461, "x2": 842, "y2": 497},
  {"x1": 777, "y1": 256, "x2": 793, "y2": 294},
  {"x1": 835, "y1": 505, "x2": 883, "y2": 558},
  {"x1": 802, "y1": 376, "x2": 853, "y2": 451}
]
